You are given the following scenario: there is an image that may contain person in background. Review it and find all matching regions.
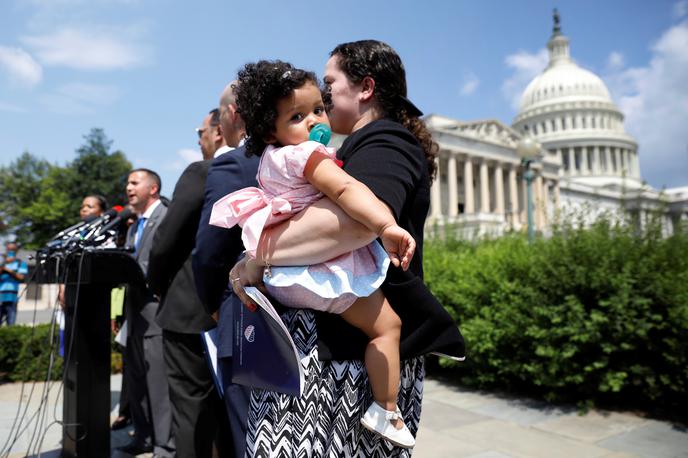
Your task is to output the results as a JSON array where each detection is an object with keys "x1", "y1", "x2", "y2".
[
  {"x1": 0, "y1": 241, "x2": 28, "y2": 326},
  {"x1": 118, "y1": 169, "x2": 174, "y2": 457},
  {"x1": 192, "y1": 81, "x2": 257, "y2": 457},
  {"x1": 146, "y1": 109, "x2": 231, "y2": 458},
  {"x1": 197, "y1": 108, "x2": 226, "y2": 159},
  {"x1": 79, "y1": 194, "x2": 107, "y2": 220},
  {"x1": 58, "y1": 195, "x2": 109, "y2": 306}
]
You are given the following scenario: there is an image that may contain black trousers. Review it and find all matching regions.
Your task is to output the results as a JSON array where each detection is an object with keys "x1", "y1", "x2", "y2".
[
  {"x1": 125, "y1": 332, "x2": 174, "y2": 456},
  {"x1": 118, "y1": 354, "x2": 130, "y2": 417},
  {"x1": 163, "y1": 329, "x2": 234, "y2": 458}
]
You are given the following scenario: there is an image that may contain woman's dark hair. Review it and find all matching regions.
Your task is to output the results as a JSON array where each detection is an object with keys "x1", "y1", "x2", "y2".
[
  {"x1": 235, "y1": 60, "x2": 319, "y2": 157},
  {"x1": 86, "y1": 194, "x2": 108, "y2": 212},
  {"x1": 330, "y1": 40, "x2": 439, "y2": 181}
]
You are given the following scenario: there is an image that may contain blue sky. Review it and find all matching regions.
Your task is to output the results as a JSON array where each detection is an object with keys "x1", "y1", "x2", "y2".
[{"x1": 1, "y1": 0, "x2": 686, "y2": 199}]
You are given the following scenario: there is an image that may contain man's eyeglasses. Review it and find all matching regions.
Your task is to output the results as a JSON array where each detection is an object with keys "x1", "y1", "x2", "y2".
[{"x1": 195, "y1": 127, "x2": 207, "y2": 139}]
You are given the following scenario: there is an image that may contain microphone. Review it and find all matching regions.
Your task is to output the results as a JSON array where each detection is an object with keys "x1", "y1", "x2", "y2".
[
  {"x1": 85, "y1": 207, "x2": 135, "y2": 245},
  {"x1": 77, "y1": 208, "x2": 119, "y2": 241},
  {"x1": 51, "y1": 214, "x2": 98, "y2": 240}
]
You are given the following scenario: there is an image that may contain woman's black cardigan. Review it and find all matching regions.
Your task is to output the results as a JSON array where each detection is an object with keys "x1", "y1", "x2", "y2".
[{"x1": 313, "y1": 119, "x2": 465, "y2": 361}]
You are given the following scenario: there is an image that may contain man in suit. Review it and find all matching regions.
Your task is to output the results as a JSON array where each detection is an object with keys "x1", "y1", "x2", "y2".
[
  {"x1": 193, "y1": 82, "x2": 260, "y2": 457},
  {"x1": 147, "y1": 109, "x2": 230, "y2": 458},
  {"x1": 119, "y1": 168, "x2": 174, "y2": 457}
]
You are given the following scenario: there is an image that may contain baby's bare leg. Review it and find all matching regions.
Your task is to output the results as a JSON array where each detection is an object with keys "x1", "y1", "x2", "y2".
[{"x1": 341, "y1": 289, "x2": 402, "y2": 412}]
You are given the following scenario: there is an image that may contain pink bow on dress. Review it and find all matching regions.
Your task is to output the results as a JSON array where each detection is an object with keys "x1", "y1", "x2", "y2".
[{"x1": 209, "y1": 187, "x2": 292, "y2": 255}]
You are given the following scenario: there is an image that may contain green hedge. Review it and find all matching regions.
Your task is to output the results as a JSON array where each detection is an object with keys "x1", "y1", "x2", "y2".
[
  {"x1": 0, "y1": 324, "x2": 124, "y2": 382},
  {"x1": 425, "y1": 217, "x2": 688, "y2": 410},
  {"x1": 0, "y1": 324, "x2": 63, "y2": 382}
]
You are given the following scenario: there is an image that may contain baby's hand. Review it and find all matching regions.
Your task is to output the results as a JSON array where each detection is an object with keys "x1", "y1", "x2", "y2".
[{"x1": 380, "y1": 224, "x2": 416, "y2": 271}]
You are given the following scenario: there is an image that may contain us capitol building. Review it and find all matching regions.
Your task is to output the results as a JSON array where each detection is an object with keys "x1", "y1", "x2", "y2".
[{"x1": 425, "y1": 13, "x2": 688, "y2": 236}]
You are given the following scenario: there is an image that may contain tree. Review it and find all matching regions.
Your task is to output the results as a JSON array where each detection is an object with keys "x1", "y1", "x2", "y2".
[
  {"x1": 0, "y1": 129, "x2": 133, "y2": 248},
  {"x1": 63, "y1": 128, "x2": 132, "y2": 218},
  {"x1": 0, "y1": 152, "x2": 56, "y2": 246}
]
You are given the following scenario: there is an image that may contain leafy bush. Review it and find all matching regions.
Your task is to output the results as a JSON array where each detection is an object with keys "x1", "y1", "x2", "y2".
[
  {"x1": 425, "y1": 216, "x2": 688, "y2": 411},
  {"x1": 0, "y1": 324, "x2": 62, "y2": 382},
  {"x1": 0, "y1": 324, "x2": 123, "y2": 382}
]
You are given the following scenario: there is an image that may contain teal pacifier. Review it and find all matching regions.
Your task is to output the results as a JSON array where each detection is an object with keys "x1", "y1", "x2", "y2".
[{"x1": 308, "y1": 123, "x2": 332, "y2": 145}]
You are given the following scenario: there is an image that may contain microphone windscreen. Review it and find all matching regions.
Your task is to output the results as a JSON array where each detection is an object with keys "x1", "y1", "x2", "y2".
[
  {"x1": 103, "y1": 208, "x2": 118, "y2": 219},
  {"x1": 118, "y1": 207, "x2": 135, "y2": 220}
]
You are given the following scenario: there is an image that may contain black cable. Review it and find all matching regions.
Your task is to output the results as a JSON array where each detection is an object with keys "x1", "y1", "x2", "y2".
[
  {"x1": 0, "y1": 267, "x2": 41, "y2": 457},
  {"x1": 56, "y1": 251, "x2": 88, "y2": 443},
  {"x1": 27, "y1": 290, "x2": 62, "y2": 455},
  {"x1": 14, "y1": 252, "x2": 87, "y2": 456},
  {"x1": 23, "y1": 271, "x2": 51, "y2": 457},
  {"x1": 0, "y1": 251, "x2": 86, "y2": 457}
]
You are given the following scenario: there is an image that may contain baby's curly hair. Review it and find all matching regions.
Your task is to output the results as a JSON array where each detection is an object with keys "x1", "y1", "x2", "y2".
[{"x1": 235, "y1": 60, "x2": 319, "y2": 156}]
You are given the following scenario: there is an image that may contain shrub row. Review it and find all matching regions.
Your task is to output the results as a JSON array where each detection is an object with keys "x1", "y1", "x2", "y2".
[
  {"x1": 424, "y1": 217, "x2": 688, "y2": 411},
  {"x1": 0, "y1": 324, "x2": 123, "y2": 382},
  {"x1": 0, "y1": 324, "x2": 63, "y2": 382}
]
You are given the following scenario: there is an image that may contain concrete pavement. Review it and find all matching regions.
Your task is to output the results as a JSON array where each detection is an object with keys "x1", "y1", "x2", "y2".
[{"x1": 0, "y1": 374, "x2": 686, "y2": 457}]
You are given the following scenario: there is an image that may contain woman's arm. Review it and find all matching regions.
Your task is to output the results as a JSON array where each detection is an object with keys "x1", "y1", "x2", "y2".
[
  {"x1": 255, "y1": 196, "x2": 377, "y2": 266},
  {"x1": 301, "y1": 151, "x2": 414, "y2": 268}
]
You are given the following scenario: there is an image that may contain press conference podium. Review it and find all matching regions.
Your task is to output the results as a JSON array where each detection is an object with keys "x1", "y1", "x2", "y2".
[{"x1": 41, "y1": 249, "x2": 144, "y2": 458}]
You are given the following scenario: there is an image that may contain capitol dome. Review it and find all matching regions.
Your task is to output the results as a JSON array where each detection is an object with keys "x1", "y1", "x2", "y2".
[
  {"x1": 512, "y1": 10, "x2": 641, "y2": 188},
  {"x1": 519, "y1": 58, "x2": 613, "y2": 113}
]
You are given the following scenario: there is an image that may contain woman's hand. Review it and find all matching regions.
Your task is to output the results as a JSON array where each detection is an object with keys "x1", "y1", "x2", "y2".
[{"x1": 228, "y1": 256, "x2": 265, "y2": 312}]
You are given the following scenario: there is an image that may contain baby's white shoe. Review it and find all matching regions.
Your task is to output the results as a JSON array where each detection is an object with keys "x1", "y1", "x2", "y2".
[{"x1": 360, "y1": 402, "x2": 415, "y2": 449}]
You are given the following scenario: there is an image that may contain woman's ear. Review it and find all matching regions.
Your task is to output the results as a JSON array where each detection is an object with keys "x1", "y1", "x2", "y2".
[{"x1": 359, "y1": 76, "x2": 376, "y2": 103}]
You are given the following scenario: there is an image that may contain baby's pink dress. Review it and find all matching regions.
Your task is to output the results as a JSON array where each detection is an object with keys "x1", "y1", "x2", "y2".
[{"x1": 209, "y1": 141, "x2": 389, "y2": 314}]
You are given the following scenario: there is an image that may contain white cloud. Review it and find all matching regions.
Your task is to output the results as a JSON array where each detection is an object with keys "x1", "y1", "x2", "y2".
[
  {"x1": 167, "y1": 148, "x2": 202, "y2": 171},
  {"x1": 0, "y1": 101, "x2": 26, "y2": 112},
  {"x1": 673, "y1": 0, "x2": 688, "y2": 19},
  {"x1": 605, "y1": 20, "x2": 688, "y2": 188},
  {"x1": 502, "y1": 48, "x2": 548, "y2": 110},
  {"x1": 0, "y1": 46, "x2": 42, "y2": 87},
  {"x1": 21, "y1": 26, "x2": 150, "y2": 70},
  {"x1": 459, "y1": 73, "x2": 480, "y2": 96},
  {"x1": 57, "y1": 82, "x2": 120, "y2": 105},
  {"x1": 39, "y1": 82, "x2": 120, "y2": 115},
  {"x1": 39, "y1": 93, "x2": 90, "y2": 115},
  {"x1": 606, "y1": 51, "x2": 625, "y2": 71}
]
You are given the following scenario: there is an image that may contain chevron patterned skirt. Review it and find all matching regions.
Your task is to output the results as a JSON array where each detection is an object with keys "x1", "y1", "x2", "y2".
[{"x1": 245, "y1": 308, "x2": 425, "y2": 457}]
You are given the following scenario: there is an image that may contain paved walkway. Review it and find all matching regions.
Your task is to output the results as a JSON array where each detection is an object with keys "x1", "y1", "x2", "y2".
[{"x1": 0, "y1": 375, "x2": 686, "y2": 457}]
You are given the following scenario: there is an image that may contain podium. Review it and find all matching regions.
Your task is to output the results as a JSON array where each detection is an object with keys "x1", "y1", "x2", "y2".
[{"x1": 38, "y1": 249, "x2": 144, "y2": 458}]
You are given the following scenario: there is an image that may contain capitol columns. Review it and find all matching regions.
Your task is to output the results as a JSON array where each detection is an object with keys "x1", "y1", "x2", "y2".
[
  {"x1": 430, "y1": 154, "x2": 442, "y2": 218},
  {"x1": 605, "y1": 146, "x2": 613, "y2": 174},
  {"x1": 568, "y1": 148, "x2": 576, "y2": 175},
  {"x1": 447, "y1": 153, "x2": 459, "y2": 218},
  {"x1": 479, "y1": 159, "x2": 490, "y2": 214},
  {"x1": 615, "y1": 148, "x2": 623, "y2": 175},
  {"x1": 593, "y1": 146, "x2": 601, "y2": 174},
  {"x1": 463, "y1": 156, "x2": 475, "y2": 214},
  {"x1": 494, "y1": 162, "x2": 505, "y2": 215},
  {"x1": 580, "y1": 146, "x2": 589, "y2": 174},
  {"x1": 624, "y1": 149, "x2": 632, "y2": 176},
  {"x1": 535, "y1": 174, "x2": 544, "y2": 230},
  {"x1": 508, "y1": 165, "x2": 519, "y2": 227}
]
